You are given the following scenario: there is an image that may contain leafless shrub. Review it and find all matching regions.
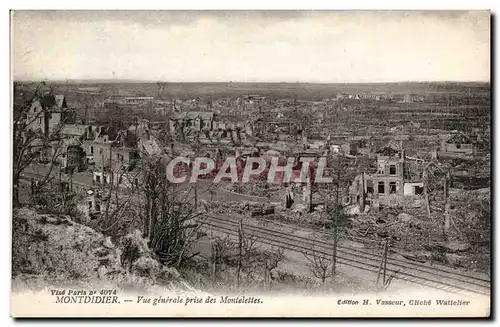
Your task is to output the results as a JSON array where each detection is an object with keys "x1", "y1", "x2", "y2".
[
  {"x1": 13, "y1": 82, "x2": 67, "y2": 206},
  {"x1": 261, "y1": 247, "x2": 285, "y2": 289},
  {"x1": 209, "y1": 233, "x2": 236, "y2": 285},
  {"x1": 120, "y1": 230, "x2": 150, "y2": 270},
  {"x1": 235, "y1": 221, "x2": 262, "y2": 286},
  {"x1": 303, "y1": 246, "x2": 333, "y2": 288}
]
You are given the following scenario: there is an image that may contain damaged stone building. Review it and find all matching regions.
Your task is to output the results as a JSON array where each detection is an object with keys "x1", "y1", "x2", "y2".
[
  {"x1": 58, "y1": 138, "x2": 87, "y2": 174},
  {"x1": 27, "y1": 94, "x2": 76, "y2": 137},
  {"x1": 76, "y1": 189, "x2": 104, "y2": 222},
  {"x1": 349, "y1": 142, "x2": 425, "y2": 211},
  {"x1": 440, "y1": 133, "x2": 474, "y2": 155},
  {"x1": 169, "y1": 111, "x2": 215, "y2": 134},
  {"x1": 82, "y1": 125, "x2": 140, "y2": 172}
]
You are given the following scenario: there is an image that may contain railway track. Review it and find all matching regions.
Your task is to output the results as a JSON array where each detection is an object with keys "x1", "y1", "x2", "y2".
[
  {"x1": 20, "y1": 170, "x2": 491, "y2": 296},
  {"x1": 201, "y1": 215, "x2": 490, "y2": 296}
]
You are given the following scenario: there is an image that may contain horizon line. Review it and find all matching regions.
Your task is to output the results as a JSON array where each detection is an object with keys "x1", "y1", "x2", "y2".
[{"x1": 12, "y1": 78, "x2": 491, "y2": 85}]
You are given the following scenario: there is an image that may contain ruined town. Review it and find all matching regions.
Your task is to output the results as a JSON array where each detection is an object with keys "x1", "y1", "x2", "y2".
[
  {"x1": 10, "y1": 10, "x2": 491, "y2": 318},
  {"x1": 13, "y1": 80, "x2": 491, "y2": 295}
]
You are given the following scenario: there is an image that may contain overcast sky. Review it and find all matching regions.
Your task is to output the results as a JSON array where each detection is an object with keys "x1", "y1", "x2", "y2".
[{"x1": 11, "y1": 10, "x2": 490, "y2": 83}]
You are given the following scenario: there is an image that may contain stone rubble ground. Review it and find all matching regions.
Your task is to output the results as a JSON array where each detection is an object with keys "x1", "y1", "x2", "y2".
[{"x1": 11, "y1": 207, "x2": 205, "y2": 296}]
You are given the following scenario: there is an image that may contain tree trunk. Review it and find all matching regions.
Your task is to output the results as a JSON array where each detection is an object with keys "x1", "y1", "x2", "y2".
[
  {"x1": 147, "y1": 195, "x2": 154, "y2": 239},
  {"x1": 236, "y1": 219, "x2": 243, "y2": 287},
  {"x1": 383, "y1": 240, "x2": 388, "y2": 283},
  {"x1": 264, "y1": 267, "x2": 270, "y2": 290},
  {"x1": 423, "y1": 171, "x2": 431, "y2": 219},
  {"x1": 443, "y1": 173, "x2": 451, "y2": 237},
  {"x1": 307, "y1": 181, "x2": 313, "y2": 213},
  {"x1": 194, "y1": 184, "x2": 198, "y2": 210},
  {"x1": 375, "y1": 245, "x2": 384, "y2": 290},
  {"x1": 335, "y1": 175, "x2": 340, "y2": 208},
  {"x1": 13, "y1": 180, "x2": 20, "y2": 207},
  {"x1": 359, "y1": 172, "x2": 365, "y2": 212},
  {"x1": 332, "y1": 224, "x2": 338, "y2": 278},
  {"x1": 212, "y1": 243, "x2": 217, "y2": 286},
  {"x1": 143, "y1": 194, "x2": 150, "y2": 237},
  {"x1": 444, "y1": 203, "x2": 451, "y2": 236}
]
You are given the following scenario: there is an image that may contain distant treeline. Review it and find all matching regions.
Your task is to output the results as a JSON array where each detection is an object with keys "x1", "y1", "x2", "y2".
[{"x1": 14, "y1": 81, "x2": 490, "y2": 101}]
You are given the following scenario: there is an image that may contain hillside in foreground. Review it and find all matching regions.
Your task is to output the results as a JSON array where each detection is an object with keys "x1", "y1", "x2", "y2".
[{"x1": 11, "y1": 207, "x2": 196, "y2": 295}]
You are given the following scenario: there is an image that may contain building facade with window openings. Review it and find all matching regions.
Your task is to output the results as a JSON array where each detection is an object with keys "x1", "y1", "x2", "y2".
[
  {"x1": 169, "y1": 111, "x2": 215, "y2": 133},
  {"x1": 348, "y1": 141, "x2": 425, "y2": 211},
  {"x1": 82, "y1": 125, "x2": 140, "y2": 171}
]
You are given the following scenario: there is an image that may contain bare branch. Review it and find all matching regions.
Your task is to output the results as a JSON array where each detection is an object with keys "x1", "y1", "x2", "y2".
[{"x1": 302, "y1": 246, "x2": 333, "y2": 287}]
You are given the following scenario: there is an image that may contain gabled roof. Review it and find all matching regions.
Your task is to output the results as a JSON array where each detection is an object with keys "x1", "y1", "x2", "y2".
[
  {"x1": 60, "y1": 124, "x2": 89, "y2": 137},
  {"x1": 39, "y1": 94, "x2": 68, "y2": 110},
  {"x1": 63, "y1": 137, "x2": 82, "y2": 148},
  {"x1": 170, "y1": 111, "x2": 214, "y2": 121},
  {"x1": 97, "y1": 125, "x2": 121, "y2": 141},
  {"x1": 170, "y1": 112, "x2": 185, "y2": 120},
  {"x1": 124, "y1": 97, "x2": 154, "y2": 100},
  {"x1": 193, "y1": 112, "x2": 214, "y2": 120},
  {"x1": 445, "y1": 133, "x2": 473, "y2": 144},
  {"x1": 54, "y1": 95, "x2": 67, "y2": 109},
  {"x1": 376, "y1": 140, "x2": 401, "y2": 156},
  {"x1": 216, "y1": 114, "x2": 247, "y2": 123}
]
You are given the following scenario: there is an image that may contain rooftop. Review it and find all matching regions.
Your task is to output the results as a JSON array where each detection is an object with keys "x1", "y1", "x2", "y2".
[
  {"x1": 39, "y1": 94, "x2": 69, "y2": 111},
  {"x1": 445, "y1": 133, "x2": 473, "y2": 144},
  {"x1": 60, "y1": 124, "x2": 90, "y2": 136},
  {"x1": 170, "y1": 111, "x2": 214, "y2": 121}
]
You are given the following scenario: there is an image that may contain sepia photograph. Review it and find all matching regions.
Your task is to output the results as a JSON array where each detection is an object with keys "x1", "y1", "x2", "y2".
[{"x1": 10, "y1": 9, "x2": 491, "y2": 317}]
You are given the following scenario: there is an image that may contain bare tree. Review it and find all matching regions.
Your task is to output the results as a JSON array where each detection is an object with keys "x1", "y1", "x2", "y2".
[
  {"x1": 236, "y1": 219, "x2": 243, "y2": 287},
  {"x1": 202, "y1": 127, "x2": 212, "y2": 143},
  {"x1": 235, "y1": 126, "x2": 242, "y2": 145},
  {"x1": 319, "y1": 153, "x2": 363, "y2": 277},
  {"x1": 95, "y1": 161, "x2": 143, "y2": 236},
  {"x1": 137, "y1": 155, "x2": 207, "y2": 267},
  {"x1": 30, "y1": 142, "x2": 66, "y2": 196},
  {"x1": 235, "y1": 220, "x2": 261, "y2": 287},
  {"x1": 261, "y1": 247, "x2": 285, "y2": 289},
  {"x1": 308, "y1": 152, "x2": 351, "y2": 215},
  {"x1": 321, "y1": 200, "x2": 347, "y2": 279},
  {"x1": 423, "y1": 161, "x2": 452, "y2": 238},
  {"x1": 226, "y1": 127, "x2": 236, "y2": 145},
  {"x1": 303, "y1": 246, "x2": 333, "y2": 288},
  {"x1": 13, "y1": 82, "x2": 67, "y2": 206},
  {"x1": 209, "y1": 233, "x2": 236, "y2": 285}
]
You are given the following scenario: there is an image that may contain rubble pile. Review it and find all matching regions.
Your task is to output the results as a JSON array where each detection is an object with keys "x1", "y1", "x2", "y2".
[
  {"x1": 447, "y1": 187, "x2": 490, "y2": 272},
  {"x1": 228, "y1": 182, "x2": 280, "y2": 198},
  {"x1": 206, "y1": 200, "x2": 280, "y2": 218},
  {"x1": 257, "y1": 206, "x2": 327, "y2": 229},
  {"x1": 205, "y1": 200, "x2": 330, "y2": 229},
  {"x1": 345, "y1": 187, "x2": 490, "y2": 272},
  {"x1": 345, "y1": 207, "x2": 435, "y2": 244}
]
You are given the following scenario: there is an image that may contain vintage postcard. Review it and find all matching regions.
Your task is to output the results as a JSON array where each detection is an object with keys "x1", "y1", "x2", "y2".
[{"x1": 10, "y1": 10, "x2": 491, "y2": 317}]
